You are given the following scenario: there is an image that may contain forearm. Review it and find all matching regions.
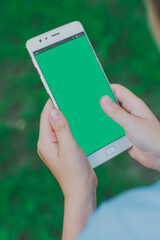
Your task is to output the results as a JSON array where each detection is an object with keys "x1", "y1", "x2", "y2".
[{"x1": 62, "y1": 191, "x2": 97, "y2": 240}]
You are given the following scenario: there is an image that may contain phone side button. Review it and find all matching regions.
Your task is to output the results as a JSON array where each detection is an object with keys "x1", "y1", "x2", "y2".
[{"x1": 105, "y1": 146, "x2": 116, "y2": 155}]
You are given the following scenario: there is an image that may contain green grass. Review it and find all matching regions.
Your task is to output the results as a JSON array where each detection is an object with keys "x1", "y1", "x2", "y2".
[{"x1": 0, "y1": 0, "x2": 160, "y2": 239}]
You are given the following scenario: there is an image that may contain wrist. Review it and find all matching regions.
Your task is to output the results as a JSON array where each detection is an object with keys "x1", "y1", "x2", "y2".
[
  {"x1": 63, "y1": 172, "x2": 98, "y2": 200},
  {"x1": 156, "y1": 139, "x2": 160, "y2": 158},
  {"x1": 64, "y1": 182, "x2": 97, "y2": 210},
  {"x1": 64, "y1": 189, "x2": 97, "y2": 224},
  {"x1": 65, "y1": 186, "x2": 97, "y2": 205},
  {"x1": 154, "y1": 135, "x2": 160, "y2": 171},
  {"x1": 62, "y1": 185, "x2": 97, "y2": 240}
]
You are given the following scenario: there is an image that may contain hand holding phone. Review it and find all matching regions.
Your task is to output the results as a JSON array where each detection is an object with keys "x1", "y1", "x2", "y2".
[
  {"x1": 26, "y1": 21, "x2": 132, "y2": 168},
  {"x1": 101, "y1": 84, "x2": 160, "y2": 171},
  {"x1": 37, "y1": 84, "x2": 160, "y2": 239},
  {"x1": 37, "y1": 99, "x2": 97, "y2": 239},
  {"x1": 27, "y1": 21, "x2": 160, "y2": 240},
  {"x1": 37, "y1": 99, "x2": 97, "y2": 197}
]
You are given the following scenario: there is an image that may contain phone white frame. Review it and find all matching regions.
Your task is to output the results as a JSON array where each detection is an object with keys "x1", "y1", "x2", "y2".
[{"x1": 26, "y1": 21, "x2": 132, "y2": 168}]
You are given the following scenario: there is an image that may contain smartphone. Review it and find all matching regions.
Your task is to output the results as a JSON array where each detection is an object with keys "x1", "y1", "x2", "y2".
[{"x1": 26, "y1": 21, "x2": 132, "y2": 168}]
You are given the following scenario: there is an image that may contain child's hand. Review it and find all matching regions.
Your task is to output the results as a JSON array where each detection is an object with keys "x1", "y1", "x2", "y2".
[
  {"x1": 37, "y1": 100, "x2": 97, "y2": 239},
  {"x1": 100, "y1": 84, "x2": 160, "y2": 171},
  {"x1": 37, "y1": 99, "x2": 97, "y2": 198}
]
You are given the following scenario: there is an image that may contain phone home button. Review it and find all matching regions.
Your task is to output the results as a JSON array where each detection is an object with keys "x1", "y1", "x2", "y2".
[{"x1": 105, "y1": 146, "x2": 116, "y2": 155}]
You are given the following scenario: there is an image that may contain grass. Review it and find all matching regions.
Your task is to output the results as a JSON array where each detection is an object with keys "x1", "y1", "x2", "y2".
[{"x1": 0, "y1": 0, "x2": 160, "y2": 239}]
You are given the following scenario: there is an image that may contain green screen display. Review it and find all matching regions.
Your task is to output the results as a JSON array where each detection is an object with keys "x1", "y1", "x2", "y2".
[{"x1": 35, "y1": 33, "x2": 125, "y2": 156}]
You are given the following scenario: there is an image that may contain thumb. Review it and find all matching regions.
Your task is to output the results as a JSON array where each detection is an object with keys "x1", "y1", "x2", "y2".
[
  {"x1": 49, "y1": 108, "x2": 76, "y2": 148},
  {"x1": 100, "y1": 95, "x2": 136, "y2": 131}
]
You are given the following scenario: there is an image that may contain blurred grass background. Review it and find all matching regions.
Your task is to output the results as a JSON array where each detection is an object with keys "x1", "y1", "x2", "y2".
[{"x1": 0, "y1": 0, "x2": 160, "y2": 239}]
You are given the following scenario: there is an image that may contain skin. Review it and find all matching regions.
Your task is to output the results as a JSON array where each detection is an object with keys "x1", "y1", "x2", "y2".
[
  {"x1": 38, "y1": 86, "x2": 160, "y2": 239},
  {"x1": 101, "y1": 84, "x2": 160, "y2": 171},
  {"x1": 37, "y1": 102, "x2": 97, "y2": 240},
  {"x1": 37, "y1": 4, "x2": 160, "y2": 239},
  {"x1": 145, "y1": 0, "x2": 160, "y2": 49}
]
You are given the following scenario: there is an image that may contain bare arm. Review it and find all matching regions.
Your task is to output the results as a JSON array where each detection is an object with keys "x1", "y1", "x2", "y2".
[
  {"x1": 62, "y1": 192, "x2": 96, "y2": 240},
  {"x1": 37, "y1": 100, "x2": 97, "y2": 239}
]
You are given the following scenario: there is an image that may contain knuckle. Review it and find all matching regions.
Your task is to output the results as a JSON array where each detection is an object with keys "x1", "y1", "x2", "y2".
[
  {"x1": 40, "y1": 110, "x2": 44, "y2": 122},
  {"x1": 37, "y1": 140, "x2": 42, "y2": 155},
  {"x1": 139, "y1": 98, "x2": 147, "y2": 107},
  {"x1": 113, "y1": 83, "x2": 121, "y2": 89},
  {"x1": 111, "y1": 104, "x2": 121, "y2": 115},
  {"x1": 54, "y1": 120, "x2": 67, "y2": 132},
  {"x1": 115, "y1": 83, "x2": 121, "y2": 88},
  {"x1": 37, "y1": 141, "x2": 45, "y2": 160}
]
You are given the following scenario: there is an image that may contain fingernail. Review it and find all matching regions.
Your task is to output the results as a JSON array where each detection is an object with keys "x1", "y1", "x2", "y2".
[
  {"x1": 101, "y1": 96, "x2": 112, "y2": 105},
  {"x1": 50, "y1": 109, "x2": 61, "y2": 120}
]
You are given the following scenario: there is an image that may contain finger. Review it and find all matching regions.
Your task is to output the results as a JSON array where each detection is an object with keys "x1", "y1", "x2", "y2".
[
  {"x1": 128, "y1": 146, "x2": 152, "y2": 169},
  {"x1": 111, "y1": 84, "x2": 154, "y2": 119},
  {"x1": 38, "y1": 99, "x2": 58, "y2": 148},
  {"x1": 100, "y1": 95, "x2": 137, "y2": 131},
  {"x1": 48, "y1": 108, "x2": 76, "y2": 150}
]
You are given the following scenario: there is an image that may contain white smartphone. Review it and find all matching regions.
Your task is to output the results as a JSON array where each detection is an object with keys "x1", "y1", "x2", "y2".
[{"x1": 26, "y1": 21, "x2": 132, "y2": 168}]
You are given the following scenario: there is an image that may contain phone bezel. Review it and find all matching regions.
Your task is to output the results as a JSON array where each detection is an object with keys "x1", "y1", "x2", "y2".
[{"x1": 26, "y1": 21, "x2": 132, "y2": 168}]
